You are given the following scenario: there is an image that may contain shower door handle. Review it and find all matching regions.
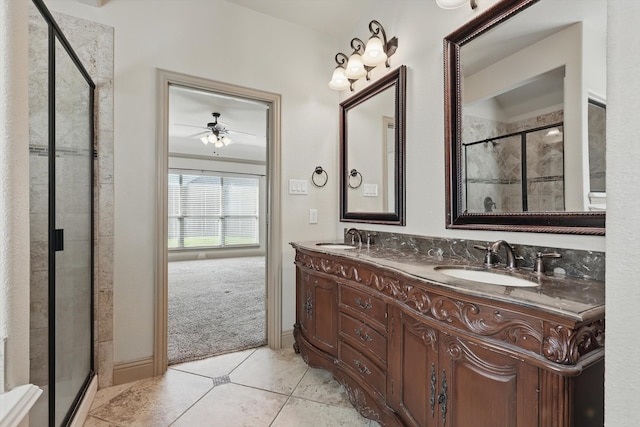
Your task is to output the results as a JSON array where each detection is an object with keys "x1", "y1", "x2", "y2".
[{"x1": 54, "y1": 229, "x2": 64, "y2": 251}]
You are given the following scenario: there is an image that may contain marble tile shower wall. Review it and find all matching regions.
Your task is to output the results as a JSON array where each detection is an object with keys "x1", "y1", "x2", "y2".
[
  {"x1": 352, "y1": 230, "x2": 605, "y2": 282},
  {"x1": 28, "y1": 6, "x2": 115, "y2": 411},
  {"x1": 463, "y1": 111, "x2": 564, "y2": 212}
]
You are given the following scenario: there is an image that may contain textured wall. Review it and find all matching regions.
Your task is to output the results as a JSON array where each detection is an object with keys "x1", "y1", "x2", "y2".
[
  {"x1": 605, "y1": 2, "x2": 640, "y2": 425},
  {"x1": 0, "y1": 0, "x2": 30, "y2": 392}
]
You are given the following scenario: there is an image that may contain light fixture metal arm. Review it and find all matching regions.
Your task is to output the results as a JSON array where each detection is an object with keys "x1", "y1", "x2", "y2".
[
  {"x1": 350, "y1": 37, "x2": 366, "y2": 54},
  {"x1": 334, "y1": 52, "x2": 349, "y2": 67}
]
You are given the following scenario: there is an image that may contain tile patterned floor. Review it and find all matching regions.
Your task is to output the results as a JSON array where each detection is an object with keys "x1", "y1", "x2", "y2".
[{"x1": 84, "y1": 347, "x2": 380, "y2": 426}]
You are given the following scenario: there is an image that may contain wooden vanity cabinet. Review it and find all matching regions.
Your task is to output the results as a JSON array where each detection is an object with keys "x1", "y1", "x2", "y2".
[
  {"x1": 388, "y1": 306, "x2": 538, "y2": 427},
  {"x1": 292, "y1": 247, "x2": 604, "y2": 427}
]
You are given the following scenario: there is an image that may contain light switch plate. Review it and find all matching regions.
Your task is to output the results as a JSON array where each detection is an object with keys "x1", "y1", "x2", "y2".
[
  {"x1": 309, "y1": 208, "x2": 318, "y2": 224},
  {"x1": 364, "y1": 183, "x2": 378, "y2": 197},
  {"x1": 289, "y1": 179, "x2": 308, "y2": 195}
]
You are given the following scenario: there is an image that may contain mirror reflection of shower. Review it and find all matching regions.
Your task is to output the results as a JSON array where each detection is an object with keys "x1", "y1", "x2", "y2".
[{"x1": 463, "y1": 122, "x2": 565, "y2": 213}]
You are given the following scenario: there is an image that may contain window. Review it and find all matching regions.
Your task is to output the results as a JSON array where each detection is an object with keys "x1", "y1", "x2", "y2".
[{"x1": 168, "y1": 172, "x2": 259, "y2": 249}]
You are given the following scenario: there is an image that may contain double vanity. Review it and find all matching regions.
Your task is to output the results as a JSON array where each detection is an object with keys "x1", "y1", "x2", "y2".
[
  {"x1": 316, "y1": 0, "x2": 606, "y2": 425},
  {"x1": 291, "y1": 237, "x2": 604, "y2": 427}
]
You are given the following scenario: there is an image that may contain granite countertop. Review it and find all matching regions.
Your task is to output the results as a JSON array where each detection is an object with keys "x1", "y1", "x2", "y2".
[{"x1": 292, "y1": 241, "x2": 605, "y2": 323}]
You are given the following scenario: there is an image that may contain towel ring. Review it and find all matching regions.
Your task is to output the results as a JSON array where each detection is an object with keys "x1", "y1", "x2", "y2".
[
  {"x1": 311, "y1": 166, "x2": 328, "y2": 187},
  {"x1": 348, "y1": 169, "x2": 363, "y2": 189}
]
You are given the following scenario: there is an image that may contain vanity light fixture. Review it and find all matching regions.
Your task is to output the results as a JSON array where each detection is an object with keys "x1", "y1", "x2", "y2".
[
  {"x1": 329, "y1": 20, "x2": 398, "y2": 91},
  {"x1": 436, "y1": 0, "x2": 477, "y2": 10}
]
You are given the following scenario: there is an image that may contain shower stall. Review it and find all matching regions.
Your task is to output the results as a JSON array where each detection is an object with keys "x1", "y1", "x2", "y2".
[{"x1": 29, "y1": 0, "x2": 95, "y2": 425}]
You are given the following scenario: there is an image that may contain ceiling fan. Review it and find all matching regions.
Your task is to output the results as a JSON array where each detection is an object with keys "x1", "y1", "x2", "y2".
[
  {"x1": 176, "y1": 112, "x2": 255, "y2": 148},
  {"x1": 199, "y1": 112, "x2": 234, "y2": 148}
]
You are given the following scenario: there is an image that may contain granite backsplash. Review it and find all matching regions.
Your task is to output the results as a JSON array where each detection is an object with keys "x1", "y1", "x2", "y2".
[{"x1": 343, "y1": 229, "x2": 605, "y2": 282}]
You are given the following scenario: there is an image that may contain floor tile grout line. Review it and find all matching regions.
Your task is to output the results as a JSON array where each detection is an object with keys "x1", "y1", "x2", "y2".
[
  {"x1": 266, "y1": 364, "x2": 311, "y2": 426},
  {"x1": 168, "y1": 380, "x2": 217, "y2": 427}
]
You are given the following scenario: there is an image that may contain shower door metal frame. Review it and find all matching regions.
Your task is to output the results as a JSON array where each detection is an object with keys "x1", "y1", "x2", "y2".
[{"x1": 32, "y1": 1, "x2": 96, "y2": 425}]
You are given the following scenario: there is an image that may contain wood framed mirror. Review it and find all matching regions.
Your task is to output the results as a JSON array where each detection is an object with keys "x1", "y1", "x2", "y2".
[
  {"x1": 444, "y1": 0, "x2": 605, "y2": 235},
  {"x1": 340, "y1": 65, "x2": 406, "y2": 225}
]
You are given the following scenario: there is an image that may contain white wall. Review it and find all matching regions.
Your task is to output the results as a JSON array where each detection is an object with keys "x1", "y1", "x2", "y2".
[
  {"x1": 0, "y1": 0, "x2": 30, "y2": 391},
  {"x1": 46, "y1": 0, "x2": 340, "y2": 364},
  {"x1": 606, "y1": 2, "x2": 640, "y2": 425}
]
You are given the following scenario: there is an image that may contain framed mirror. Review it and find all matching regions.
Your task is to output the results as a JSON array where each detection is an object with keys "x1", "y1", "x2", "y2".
[
  {"x1": 444, "y1": 0, "x2": 606, "y2": 235},
  {"x1": 340, "y1": 65, "x2": 406, "y2": 225}
]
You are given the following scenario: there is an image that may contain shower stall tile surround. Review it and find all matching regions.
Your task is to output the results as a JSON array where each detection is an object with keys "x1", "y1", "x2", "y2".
[
  {"x1": 28, "y1": 5, "x2": 115, "y2": 402},
  {"x1": 347, "y1": 229, "x2": 605, "y2": 282}
]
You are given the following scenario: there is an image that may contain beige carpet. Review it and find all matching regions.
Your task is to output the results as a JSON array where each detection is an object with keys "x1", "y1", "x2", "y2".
[{"x1": 168, "y1": 256, "x2": 266, "y2": 364}]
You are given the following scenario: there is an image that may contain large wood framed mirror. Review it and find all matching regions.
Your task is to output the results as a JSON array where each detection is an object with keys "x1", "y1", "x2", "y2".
[
  {"x1": 340, "y1": 65, "x2": 406, "y2": 225},
  {"x1": 444, "y1": 0, "x2": 606, "y2": 235}
]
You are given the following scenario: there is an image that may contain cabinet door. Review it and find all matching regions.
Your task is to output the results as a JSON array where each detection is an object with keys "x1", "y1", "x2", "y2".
[
  {"x1": 438, "y1": 332, "x2": 538, "y2": 427},
  {"x1": 297, "y1": 269, "x2": 338, "y2": 356},
  {"x1": 388, "y1": 307, "x2": 440, "y2": 427}
]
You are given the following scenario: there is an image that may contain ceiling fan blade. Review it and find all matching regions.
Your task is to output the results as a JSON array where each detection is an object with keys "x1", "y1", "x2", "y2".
[
  {"x1": 188, "y1": 130, "x2": 210, "y2": 138},
  {"x1": 226, "y1": 129, "x2": 257, "y2": 138},
  {"x1": 174, "y1": 123, "x2": 209, "y2": 130}
]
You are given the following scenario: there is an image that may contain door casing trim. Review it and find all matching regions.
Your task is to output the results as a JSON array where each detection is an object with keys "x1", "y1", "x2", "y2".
[{"x1": 155, "y1": 69, "x2": 282, "y2": 374}]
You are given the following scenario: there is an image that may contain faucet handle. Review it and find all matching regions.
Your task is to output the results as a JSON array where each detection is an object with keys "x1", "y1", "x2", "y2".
[
  {"x1": 366, "y1": 232, "x2": 377, "y2": 246},
  {"x1": 533, "y1": 252, "x2": 562, "y2": 274},
  {"x1": 473, "y1": 245, "x2": 498, "y2": 267}
]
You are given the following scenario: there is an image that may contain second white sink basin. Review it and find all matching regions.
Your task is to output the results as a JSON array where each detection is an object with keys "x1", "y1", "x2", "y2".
[
  {"x1": 434, "y1": 266, "x2": 539, "y2": 287},
  {"x1": 316, "y1": 243, "x2": 357, "y2": 250}
]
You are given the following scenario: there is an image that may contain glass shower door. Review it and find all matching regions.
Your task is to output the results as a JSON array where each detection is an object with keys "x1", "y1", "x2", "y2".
[{"x1": 52, "y1": 36, "x2": 93, "y2": 426}]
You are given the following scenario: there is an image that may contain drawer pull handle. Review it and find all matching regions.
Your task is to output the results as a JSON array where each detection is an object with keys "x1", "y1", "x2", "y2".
[
  {"x1": 354, "y1": 297, "x2": 372, "y2": 310},
  {"x1": 354, "y1": 327, "x2": 373, "y2": 342},
  {"x1": 353, "y1": 359, "x2": 371, "y2": 375}
]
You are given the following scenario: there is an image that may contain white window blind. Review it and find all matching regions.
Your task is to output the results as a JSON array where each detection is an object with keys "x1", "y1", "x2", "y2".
[{"x1": 168, "y1": 172, "x2": 259, "y2": 249}]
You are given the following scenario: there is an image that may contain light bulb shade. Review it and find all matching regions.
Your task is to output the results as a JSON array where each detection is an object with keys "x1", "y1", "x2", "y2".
[
  {"x1": 208, "y1": 133, "x2": 218, "y2": 144},
  {"x1": 200, "y1": 135, "x2": 209, "y2": 145},
  {"x1": 221, "y1": 136, "x2": 233, "y2": 146},
  {"x1": 344, "y1": 53, "x2": 367, "y2": 79},
  {"x1": 436, "y1": 0, "x2": 469, "y2": 9},
  {"x1": 362, "y1": 36, "x2": 387, "y2": 66},
  {"x1": 214, "y1": 139, "x2": 224, "y2": 148},
  {"x1": 328, "y1": 67, "x2": 350, "y2": 90}
]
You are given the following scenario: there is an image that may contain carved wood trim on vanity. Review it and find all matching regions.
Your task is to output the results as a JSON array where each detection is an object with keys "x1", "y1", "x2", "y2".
[{"x1": 295, "y1": 249, "x2": 604, "y2": 370}]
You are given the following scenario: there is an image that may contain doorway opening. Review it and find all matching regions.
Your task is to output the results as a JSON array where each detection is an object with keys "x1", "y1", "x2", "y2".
[{"x1": 156, "y1": 70, "x2": 282, "y2": 373}]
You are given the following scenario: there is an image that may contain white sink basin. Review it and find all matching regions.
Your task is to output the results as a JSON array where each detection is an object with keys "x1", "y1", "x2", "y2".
[
  {"x1": 316, "y1": 243, "x2": 357, "y2": 250},
  {"x1": 434, "y1": 266, "x2": 539, "y2": 287}
]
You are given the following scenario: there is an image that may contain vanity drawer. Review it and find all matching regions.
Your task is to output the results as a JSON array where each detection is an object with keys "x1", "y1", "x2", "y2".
[
  {"x1": 340, "y1": 285, "x2": 387, "y2": 329},
  {"x1": 339, "y1": 341, "x2": 386, "y2": 399},
  {"x1": 339, "y1": 313, "x2": 387, "y2": 366}
]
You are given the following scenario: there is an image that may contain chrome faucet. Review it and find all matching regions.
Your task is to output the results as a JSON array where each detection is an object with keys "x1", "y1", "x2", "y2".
[
  {"x1": 345, "y1": 228, "x2": 363, "y2": 247},
  {"x1": 488, "y1": 240, "x2": 517, "y2": 269}
]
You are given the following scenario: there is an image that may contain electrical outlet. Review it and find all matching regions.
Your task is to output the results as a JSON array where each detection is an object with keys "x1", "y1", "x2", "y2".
[{"x1": 309, "y1": 209, "x2": 318, "y2": 224}]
